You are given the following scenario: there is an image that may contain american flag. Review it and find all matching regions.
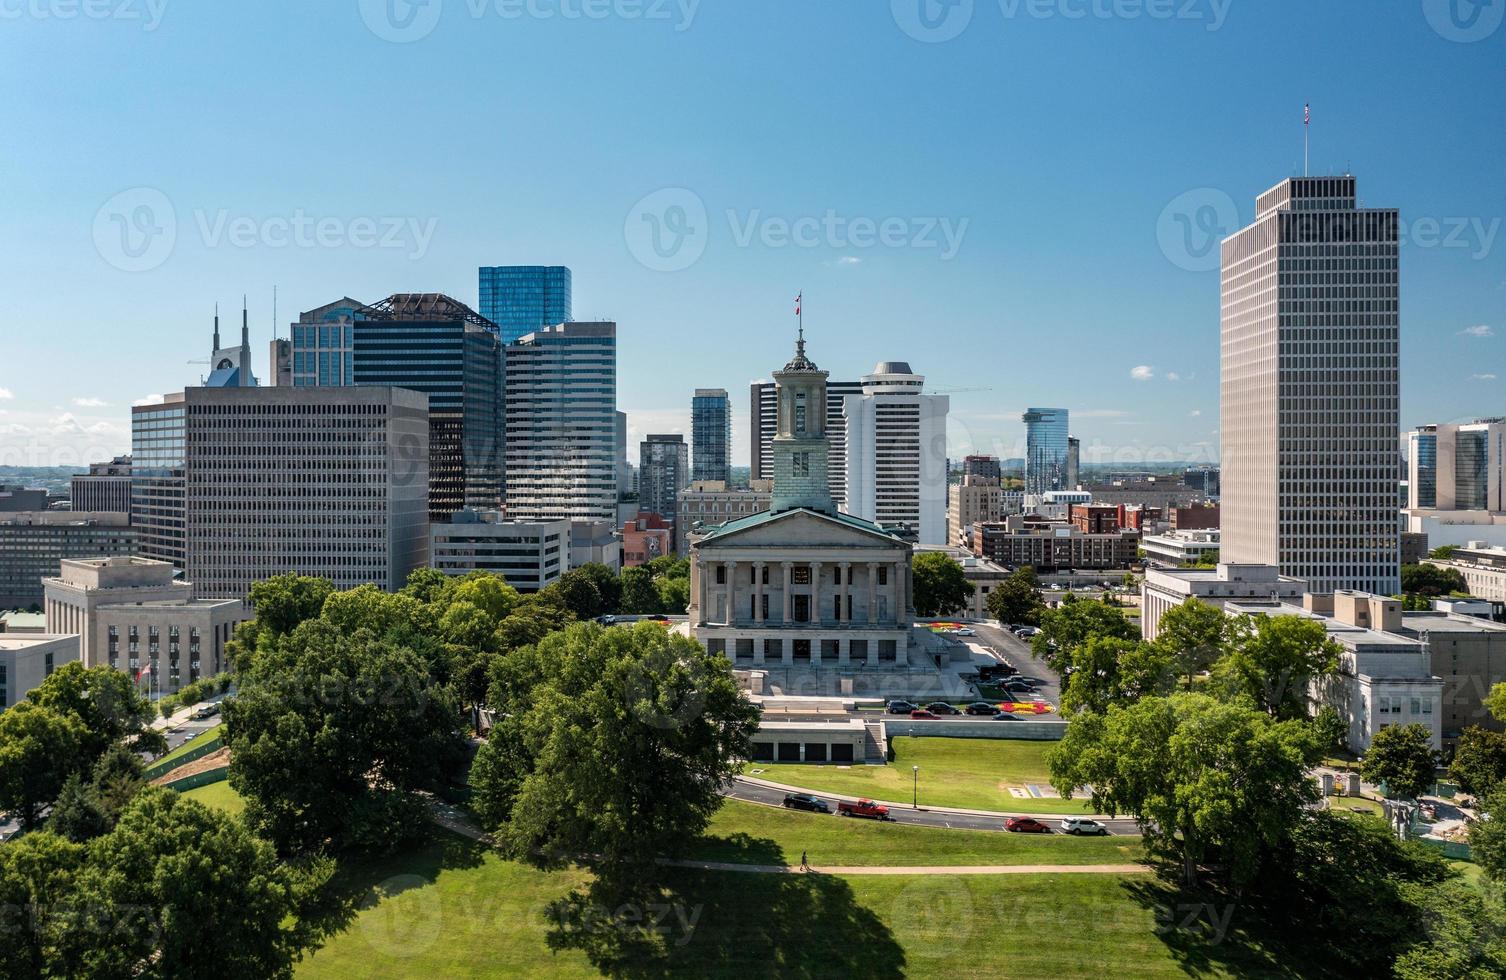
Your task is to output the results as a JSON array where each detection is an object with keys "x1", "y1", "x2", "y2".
[{"x1": 795, "y1": 292, "x2": 801, "y2": 316}]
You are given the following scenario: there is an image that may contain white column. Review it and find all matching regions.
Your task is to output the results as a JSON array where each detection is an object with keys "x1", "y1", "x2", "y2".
[
  {"x1": 724, "y1": 561, "x2": 736, "y2": 624},
  {"x1": 867, "y1": 563, "x2": 878, "y2": 625},
  {"x1": 781, "y1": 636, "x2": 793, "y2": 665},
  {"x1": 839, "y1": 562, "x2": 851, "y2": 623},
  {"x1": 782, "y1": 562, "x2": 793, "y2": 625},
  {"x1": 753, "y1": 561, "x2": 765, "y2": 623},
  {"x1": 809, "y1": 561, "x2": 821, "y2": 623},
  {"x1": 838, "y1": 637, "x2": 851, "y2": 666}
]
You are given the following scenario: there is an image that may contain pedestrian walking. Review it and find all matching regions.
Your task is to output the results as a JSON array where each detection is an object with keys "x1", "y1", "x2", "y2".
[{"x1": 800, "y1": 850, "x2": 808, "y2": 871}]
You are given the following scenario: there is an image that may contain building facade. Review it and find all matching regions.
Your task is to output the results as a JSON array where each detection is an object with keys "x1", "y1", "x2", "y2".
[
  {"x1": 974, "y1": 516, "x2": 1139, "y2": 572},
  {"x1": 639, "y1": 433, "x2": 689, "y2": 525},
  {"x1": 569, "y1": 519, "x2": 621, "y2": 571},
  {"x1": 504, "y1": 322, "x2": 618, "y2": 522},
  {"x1": 1022, "y1": 408, "x2": 1070, "y2": 496},
  {"x1": 962, "y1": 455, "x2": 1001, "y2": 482},
  {"x1": 1141, "y1": 528, "x2": 1222, "y2": 568},
  {"x1": 692, "y1": 388, "x2": 732, "y2": 484},
  {"x1": 947, "y1": 475, "x2": 1006, "y2": 548},
  {"x1": 287, "y1": 297, "x2": 364, "y2": 387},
  {"x1": 477, "y1": 265, "x2": 572, "y2": 346},
  {"x1": 71, "y1": 457, "x2": 132, "y2": 516},
  {"x1": 1221, "y1": 176, "x2": 1401, "y2": 594},
  {"x1": 0, "y1": 634, "x2": 77, "y2": 710},
  {"x1": 430, "y1": 511, "x2": 566, "y2": 592},
  {"x1": 622, "y1": 512, "x2": 673, "y2": 566},
  {"x1": 130, "y1": 386, "x2": 431, "y2": 598},
  {"x1": 749, "y1": 377, "x2": 864, "y2": 506},
  {"x1": 1140, "y1": 563, "x2": 1308, "y2": 641},
  {"x1": 676, "y1": 480, "x2": 772, "y2": 556},
  {"x1": 0, "y1": 487, "x2": 50, "y2": 512},
  {"x1": 1427, "y1": 544, "x2": 1506, "y2": 602},
  {"x1": 0, "y1": 513, "x2": 137, "y2": 610},
  {"x1": 1409, "y1": 420, "x2": 1504, "y2": 512},
  {"x1": 43, "y1": 557, "x2": 247, "y2": 688},
  {"x1": 841, "y1": 362, "x2": 949, "y2": 544}
]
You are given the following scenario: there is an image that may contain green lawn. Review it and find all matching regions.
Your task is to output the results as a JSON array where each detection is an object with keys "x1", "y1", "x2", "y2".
[
  {"x1": 747, "y1": 736, "x2": 1097, "y2": 814},
  {"x1": 179, "y1": 778, "x2": 246, "y2": 818},
  {"x1": 296, "y1": 830, "x2": 1299, "y2": 979},
  {"x1": 148, "y1": 724, "x2": 224, "y2": 770}
]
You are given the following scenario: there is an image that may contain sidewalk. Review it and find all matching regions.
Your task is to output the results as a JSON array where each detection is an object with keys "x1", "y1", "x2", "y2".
[
  {"x1": 735, "y1": 775, "x2": 1120, "y2": 822},
  {"x1": 658, "y1": 859, "x2": 1151, "y2": 876}
]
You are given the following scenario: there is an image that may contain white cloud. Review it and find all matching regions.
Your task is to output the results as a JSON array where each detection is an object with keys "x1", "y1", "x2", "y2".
[
  {"x1": 1460, "y1": 324, "x2": 1494, "y2": 338},
  {"x1": 1167, "y1": 372, "x2": 1184, "y2": 382},
  {"x1": 1189, "y1": 409, "x2": 1202, "y2": 417},
  {"x1": 836, "y1": 256, "x2": 862, "y2": 266},
  {"x1": 1076, "y1": 409, "x2": 1131, "y2": 419},
  {"x1": 1130, "y1": 365, "x2": 1155, "y2": 381},
  {"x1": 0, "y1": 387, "x2": 13, "y2": 400},
  {"x1": 72, "y1": 397, "x2": 108, "y2": 408},
  {"x1": 1471, "y1": 373, "x2": 1498, "y2": 382},
  {"x1": 132, "y1": 394, "x2": 166, "y2": 407}
]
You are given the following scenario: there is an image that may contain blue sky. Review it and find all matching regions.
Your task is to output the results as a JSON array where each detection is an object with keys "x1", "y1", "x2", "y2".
[{"x1": 1, "y1": 0, "x2": 1502, "y2": 470}]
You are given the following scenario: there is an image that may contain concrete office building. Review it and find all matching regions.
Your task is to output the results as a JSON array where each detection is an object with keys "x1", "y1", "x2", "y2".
[
  {"x1": 1022, "y1": 408, "x2": 1070, "y2": 496},
  {"x1": 1066, "y1": 437, "x2": 1081, "y2": 490},
  {"x1": 615, "y1": 411, "x2": 632, "y2": 499},
  {"x1": 1141, "y1": 528, "x2": 1222, "y2": 568},
  {"x1": 477, "y1": 265, "x2": 572, "y2": 346},
  {"x1": 1140, "y1": 563, "x2": 1308, "y2": 641},
  {"x1": 71, "y1": 457, "x2": 132, "y2": 516},
  {"x1": 130, "y1": 386, "x2": 431, "y2": 598},
  {"x1": 1409, "y1": 420, "x2": 1504, "y2": 512},
  {"x1": 43, "y1": 557, "x2": 247, "y2": 686},
  {"x1": 1221, "y1": 175, "x2": 1401, "y2": 594},
  {"x1": 974, "y1": 516, "x2": 1139, "y2": 572},
  {"x1": 962, "y1": 455, "x2": 1001, "y2": 482},
  {"x1": 0, "y1": 487, "x2": 50, "y2": 512},
  {"x1": 286, "y1": 297, "x2": 364, "y2": 387},
  {"x1": 948, "y1": 475, "x2": 1006, "y2": 548},
  {"x1": 749, "y1": 377, "x2": 864, "y2": 507},
  {"x1": 1427, "y1": 544, "x2": 1506, "y2": 602},
  {"x1": 692, "y1": 389, "x2": 732, "y2": 484},
  {"x1": 569, "y1": 520, "x2": 621, "y2": 571},
  {"x1": 430, "y1": 511, "x2": 566, "y2": 592},
  {"x1": 676, "y1": 480, "x2": 773, "y2": 556},
  {"x1": 639, "y1": 434, "x2": 689, "y2": 524},
  {"x1": 1, "y1": 634, "x2": 78, "y2": 710},
  {"x1": 504, "y1": 322, "x2": 618, "y2": 523},
  {"x1": 0, "y1": 513, "x2": 137, "y2": 610},
  {"x1": 269, "y1": 337, "x2": 292, "y2": 386},
  {"x1": 842, "y1": 362, "x2": 949, "y2": 545}
]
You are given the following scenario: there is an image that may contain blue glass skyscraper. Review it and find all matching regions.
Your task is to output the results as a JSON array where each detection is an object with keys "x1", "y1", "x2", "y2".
[
  {"x1": 478, "y1": 266, "x2": 572, "y2": 346},
  {"x1": 692, "y1": 388, "x2": 731, "y2": 484},
  {"x1": 1022, "y1": 407, "x2": 1070, "y2": 496}
]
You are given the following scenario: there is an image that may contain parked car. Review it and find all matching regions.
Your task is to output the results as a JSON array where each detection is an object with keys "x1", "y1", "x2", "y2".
[
  {"x1": 838, "y1": 799, "x2": 890, "y2": 820},
  {"x1": 925, "y1": 702, "x2": 961, "y2": 716},
  {"x1": 1005, "y1": 817, "x2": 1052, "y2": 834},
  {"x1": 1061, "y1": 817, "x2": 1109, "y2": 835},
  {"x1": 190, "y1": 703, "x2": 220, "y2": 720},
  {"x1": 991, "y1": 712, "x2": 1022, "y2": 721},
  {"x1": 1014, "y1": 626, "x2": 1040, "y2": 638},
  {"x1": 887, "y1": 699, "x2": 919, "y2": 715},
  {"x1": 963, "y1": 702, "x2": 999, "y2": 716},
  {"x1": 783, "y1": 794, "x2": 831, "y2": 814},
  {"x1": 643, "y1": 614, "x2": 671, "y2": 622},
  {"x1": 909, "y1": 709, "x2": 939, "y2": 719},
  {"x1": 954, "y1": 627, "x2": 976, "y2": 636}
]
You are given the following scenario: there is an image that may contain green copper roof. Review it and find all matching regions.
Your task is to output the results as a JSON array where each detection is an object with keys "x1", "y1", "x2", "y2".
[{"x1": 696, "y1": 506, "x2": 905, "y2": 543}]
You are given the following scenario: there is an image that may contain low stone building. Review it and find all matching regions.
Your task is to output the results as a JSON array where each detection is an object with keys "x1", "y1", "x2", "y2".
[
  {"x1": 676, "y1": 480, "x2": 772, "y2": 556},
  {"x1": 0, "y1": 633, "x2": 78, "y2": 709}
]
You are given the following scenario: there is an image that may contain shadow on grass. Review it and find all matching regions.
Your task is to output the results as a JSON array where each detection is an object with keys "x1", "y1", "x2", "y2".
[
  {"x1": 1118, "y1": 874, "x2": 1323, "y2": 979},
  {"x1": 679, "y1": 830, "x2": 786, "y2": 866},
  {"x1": 544, "y1": 840, "x2": 905, "y2": 979},
  {"x1": 296, "y1": 828, "x2": 489, "y2": 953}
]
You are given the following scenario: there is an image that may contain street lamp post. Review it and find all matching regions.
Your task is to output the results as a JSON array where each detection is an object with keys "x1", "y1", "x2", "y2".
[{"x1": 913, "y1": 765, "x2": 919, "y2": 809}]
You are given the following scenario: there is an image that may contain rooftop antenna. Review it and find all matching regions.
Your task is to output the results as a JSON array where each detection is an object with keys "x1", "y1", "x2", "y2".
[
  {"x1": 241, "y1": 294, "x2": 249, "y2": 347},
  {"x1": 1303, "y1": 103, "x2": 1311, "y2": 177},
  {"x1": 213, "y1": 302, "x2": 220, "y2": 350},
  {"x1": 795, "y1": 290, "x2": 804, "y2": 353}
]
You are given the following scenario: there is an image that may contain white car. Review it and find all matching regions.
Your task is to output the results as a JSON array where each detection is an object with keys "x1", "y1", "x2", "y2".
[
  {"x1": 1060, "y1": 817, "x2": 1109, "y2": 835},
  {"x1": 954, "y1": 627, "x2": 976, "y2": 636}
]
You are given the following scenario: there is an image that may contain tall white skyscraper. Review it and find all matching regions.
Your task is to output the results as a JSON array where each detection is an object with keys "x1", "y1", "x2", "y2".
[
  {"x1": 1221, "y1": 175, "x2": 1400, "y2": 594},
  {"x1": 503, "y1": 322, "x2": 618, "y2": 522},
  {"x1": 842, "y1": 362, "x2": 949, "y2": 544}
]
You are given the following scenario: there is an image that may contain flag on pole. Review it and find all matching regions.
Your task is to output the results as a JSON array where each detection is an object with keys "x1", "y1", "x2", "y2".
[
  {"x1": 1304, "y1": 103, "x2": 1310, "y2": 126},
  {"x1": 795, "y1": 292, "x2": 801, "y2": 317}
]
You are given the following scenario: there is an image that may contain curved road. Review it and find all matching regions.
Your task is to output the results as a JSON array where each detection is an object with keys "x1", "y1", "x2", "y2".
[{"x1": 726, "y1": 777, "x2": 1141, "y2": 836}]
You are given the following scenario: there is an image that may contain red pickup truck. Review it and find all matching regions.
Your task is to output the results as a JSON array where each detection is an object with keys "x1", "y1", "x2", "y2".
[{"x1": 837, "y1": 799, "x2": 890, "y2": 820}]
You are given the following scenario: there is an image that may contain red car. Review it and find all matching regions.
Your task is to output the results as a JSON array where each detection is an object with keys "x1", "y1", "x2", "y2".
[
  {"x1": 1005, "y1": 817, "x2": 1052, "y2": 834},
  {"x1": 909, "y1": 709, "x2": 938, "y2": 719}
]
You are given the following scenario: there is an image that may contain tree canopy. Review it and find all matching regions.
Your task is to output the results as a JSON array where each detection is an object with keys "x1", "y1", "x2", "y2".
[
  {"x1": 1031, "y1": 599, "x2": 1138, "y2": 675},
  {"x1": 911, "y1": 551, "x2": 973, "y2": 618},
  {"x1": 1361, "y1": 723, "x2": 1438, "y2": 801},
  {"x1": 1213, "y1": 613, "x2": 1342, "y2": 720},
  {"x1": 1400, "y1": 563, "x2": 1468, "y2": 598},
  {"x1": 1153, "y1": 597, "x2": 1228, "y2": 690},
  {"x1": 985, "y1": 566, "x2": 1045, "y2": 626}
]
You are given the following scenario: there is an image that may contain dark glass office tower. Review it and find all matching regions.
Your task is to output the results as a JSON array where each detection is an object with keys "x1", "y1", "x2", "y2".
[
  {"x1": 354, "y1": 294, "x2": 503, "y2": 522},
  {"x1": 692, "y1": 388, "x2": 731, "y2": 483},
  {"x1": 478, "y1": 266, "x2": 572, "y2": 346}
]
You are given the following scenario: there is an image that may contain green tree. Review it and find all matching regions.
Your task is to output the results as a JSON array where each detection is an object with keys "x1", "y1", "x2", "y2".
[
  {"x1": 1429, "y1": 545, "x2": 1459, "y2": 560},
  {"x1": 1362, "y1": 723, "x2": 1438, "y2": 801},
  {"x1": 1394, "y1": 878, "x2": 1506, "y2": 978},
  {"x1": 654, "y1": 574, "x2": 690, "y2": 614},
  {"x1": 985, "y1": 566, "x2": 1045, "y2": 626},
  {"x1": 321, "y1": 584, "x2": 434, "y2": 641},
  {"x1": 1058, "y1": 637, "x2": 1176, "y2": 715},
  {"x1": 1049, "y1": 692, "x2": 1318, "y2": 886},
  {"x1": 1214, "y1": 614, "x2": 1342, "y2": 720},
  {"x1": 1449, "y1": 726, "x2": 1506, "y2": 797},
  {"x1": 1471, "y1": 787, "x2": 1506, "y2": 883},
  {"x1": 473, "y1": 623, "x2": 760, "y2": 881},
  {"x1": 451, "y1": 572, "x2": 520, "y2": 623},
  {"x1": 1031, "y1": 599, "x2": 1137, "y2": 674},
  {"x1": 89, "y1": 741, "x2": 147, "y2": 826},
  {"x1": 1485, "y1": 681, "x2": 1506, "y2": 723},
  {"x1": 494, "y1": 590, "x2": 574, "y2": 651},
  {"x1": 247, "y1": 573, "x2": 334, "y2": 637},
  {"x1": 1401, "y1": 563, "x2": 1468, "y2": 598},
  {"x1": 553, "y1": 569, "x2": 607, "y2": 620},
  {"x1": 644, "y1": 554, "x2": 690, "y2": 582},
  {"x1": 26, "y1": 661, "x2": 160, "y2": 763},
  {"x1": 399, "y1": 566, "x2": 456, "y2": 605},
  {"x1": 63, "y1": 787, "x2": 330, "y2": 979},
  {"x1": 566, "y1": 562, "x2": 623, "y2": 614},
  {"x1": 1153, "y1": 597, "x2": 1228, "y2": 690},
  {"x1": 618, "y1": 566, "x2": 662, "y2": 614},
  {"x1": 224, "y1": 620, "x2": 465, "y2": 854},
  {"x1": 47, "y1": 772, "x2": 108, "y2": 843},
  {"x1": 911, "y1": 551, "x2": 973, "y2": 618},
  {"x1": 0, "y1": 831, "x2": 85, "y2": 978},
  {"x1": 0, "y1": 702, "x2": 86, "y2": 828}
]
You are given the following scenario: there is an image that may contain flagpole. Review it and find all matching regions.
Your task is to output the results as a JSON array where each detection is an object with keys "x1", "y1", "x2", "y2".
[{"x1": 1304, "y1": 104, "x2": 1310, "y2": 177}]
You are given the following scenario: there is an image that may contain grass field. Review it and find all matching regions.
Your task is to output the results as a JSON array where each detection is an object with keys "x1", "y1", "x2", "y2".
[
  {"x1": 148, "y1": 724, "x2": 223, "y2": 770},
  {"x1": 179, "y1": 778, "x2": 246, "y2": 818},
  {"x1": 747, "y1": 736, "x2": 1098, "y2": 814},
  {"x1": 294, "y1": 831, "x2": 1296, "y2": 979}
]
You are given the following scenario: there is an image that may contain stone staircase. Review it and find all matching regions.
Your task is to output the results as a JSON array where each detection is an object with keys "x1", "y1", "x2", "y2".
[{"x1": 863, "y1": 720, "x2": 888, "y2": 763}]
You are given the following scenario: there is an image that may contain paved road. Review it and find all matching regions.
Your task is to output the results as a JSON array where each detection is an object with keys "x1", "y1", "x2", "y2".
[
  {"x1": 726, "y1": 778, "x2": 1140, "y2": 836},
  {"x1": 967, "y1": 621, "x2": 1063, "y2": 710}
]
